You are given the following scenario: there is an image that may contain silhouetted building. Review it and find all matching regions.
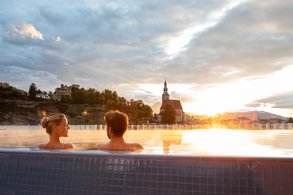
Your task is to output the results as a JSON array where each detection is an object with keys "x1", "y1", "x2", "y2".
[{"x1": 159, "y1": 80, "x2": 185, "y2": 123}]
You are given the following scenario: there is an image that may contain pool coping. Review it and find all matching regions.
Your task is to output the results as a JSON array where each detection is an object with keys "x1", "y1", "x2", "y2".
[{"x1": 1, "y1": 148, "x2": 293, "y2": 162}]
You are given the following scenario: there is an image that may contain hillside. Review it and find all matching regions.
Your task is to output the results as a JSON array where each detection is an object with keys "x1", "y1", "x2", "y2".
[
  {"x1": 0, "y1": 83, "x2": 153, "y2": 125},
  {"x1": 0, "y1": 100, "x2": 105, "y2": 125}
]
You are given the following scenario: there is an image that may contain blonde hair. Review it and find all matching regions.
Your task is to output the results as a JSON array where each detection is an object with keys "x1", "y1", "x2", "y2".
[{"x1": 41, "y1": 113, "x2": 66, "y2": 134}]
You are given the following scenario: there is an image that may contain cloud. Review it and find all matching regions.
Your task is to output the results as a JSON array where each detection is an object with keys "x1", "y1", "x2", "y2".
[
  {"x1": 0, "y1": 65, "x2": 59, "y2": 91},
  {"x1": 157, "y1": 0, "x2": 293, "y2": 86},
  {"x1": 7, "y1": 22, "x2": 43, "y2": 40},
  {"x1": 164, "y1": 0, "x2": 248, "y2": 59},
  {"x1": 250, "y1": 91, "x2": 293, "y2": 109},
  {"x1": 1, "y1": 0, "x2": 293, "y2": 116},
  {"x1": 54, "y1": 36, "x2": 61, "y2": 42}
]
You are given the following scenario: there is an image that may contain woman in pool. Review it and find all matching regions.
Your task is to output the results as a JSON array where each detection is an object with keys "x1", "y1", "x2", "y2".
[{"x1": 39, "y1": 113, "x2": 74, "y2": 150}]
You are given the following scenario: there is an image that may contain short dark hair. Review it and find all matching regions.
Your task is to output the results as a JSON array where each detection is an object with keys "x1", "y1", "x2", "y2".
[{"x1": 105, "y1": 110, "x2": 128, "y2": 137}]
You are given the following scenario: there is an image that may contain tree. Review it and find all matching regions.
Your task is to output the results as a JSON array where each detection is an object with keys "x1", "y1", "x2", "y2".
[
  {"x1": 288, "y1": 117, "x2": 293, "y2": 123},
  {"x1": 61, "y1": 95, "x2": 72, "y2": 103},
  {"x1": 124, "y1": 99, "x2": 153, "y2": 124},
  {"x1": 0, "y1": 82, "x2": 27, "y2": 99},
  {"x1": 161, "y1": 104, "x2": 176, "y2": 124},
  {"x1": 28, "y1": 83, "x2": 37, "y2": 100},
  {"x1": 105, "y1": 99, "x2": 118, "y2": 111}
]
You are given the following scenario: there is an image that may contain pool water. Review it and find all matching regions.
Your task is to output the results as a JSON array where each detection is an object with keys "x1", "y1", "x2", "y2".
[{"x1": 1, "y1": 128, "x2": 293, "y2": 157}]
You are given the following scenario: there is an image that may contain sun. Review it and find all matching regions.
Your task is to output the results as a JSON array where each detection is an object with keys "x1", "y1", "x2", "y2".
[
  {"x1": 188, "y1": 66, "x2": 293, "y2": 116},
  {"x1": 183, "y1": 88, "x2": 244, "y2": 116}
]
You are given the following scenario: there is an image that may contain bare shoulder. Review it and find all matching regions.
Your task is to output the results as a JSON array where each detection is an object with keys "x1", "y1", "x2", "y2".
[
  {"x1": 97, "y1": 143, "x2": 108, "y2": 150},
  {"x1": 38, "y1": 144, "x2": 48, "y2": 149},
  {"x1": 129, "y1": 143, "x2": 143, "y2": 151},
  {"x1": 63, "y1": 143, "x2": 74, "y2": 149},
  {"x1": 97, "y1": 142, "x2": 143, "y2": 152},
  {"x1": 96, "y1": 143, "x2": 102, "y2": 149},
  {"x1": 39, "y1": 143, "x2": 73, "y2": 150}
]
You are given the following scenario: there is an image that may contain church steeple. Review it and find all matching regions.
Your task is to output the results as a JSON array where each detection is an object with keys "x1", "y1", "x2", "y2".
[{"x1": 162, "y1": 79, "x2": 169, "y2": 102}]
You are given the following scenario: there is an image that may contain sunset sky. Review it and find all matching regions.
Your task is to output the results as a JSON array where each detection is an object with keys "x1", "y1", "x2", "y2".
[{"x1": 1, "y1": 0, "x2": 293, "y2": 117}]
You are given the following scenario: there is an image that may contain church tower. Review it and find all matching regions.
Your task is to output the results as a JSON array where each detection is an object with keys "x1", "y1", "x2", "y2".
[
  {"x1": 160, "y1": 79, "x2": 185, "y2": 123},
  {"x1": 162, "y1": 79, "x2": 170, "y2": 102}
]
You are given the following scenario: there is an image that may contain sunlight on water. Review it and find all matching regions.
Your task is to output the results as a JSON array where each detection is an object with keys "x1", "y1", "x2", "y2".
[
  {"x1": 180, "y1": 129, "x2": 285, "y2": 156},
  {"x1": 1, "y1": 127, "x2": 293, "y2": 157}
]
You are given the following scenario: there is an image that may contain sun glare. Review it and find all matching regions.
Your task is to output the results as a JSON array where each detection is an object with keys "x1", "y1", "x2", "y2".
[
  {"x1": 182, "y1": 129, "x2": 280, "y2": 156},
  {"x1": 184, "y1": 65, "x2": 293, "y2": 116},
  {"x1": 121, "y1": 66, "x2": 293, "y2": 117}
]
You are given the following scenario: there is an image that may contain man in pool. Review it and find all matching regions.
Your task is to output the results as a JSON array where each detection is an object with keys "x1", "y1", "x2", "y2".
[{"x1": 97, "y1": 110, "x2": 143, "y2": 151}]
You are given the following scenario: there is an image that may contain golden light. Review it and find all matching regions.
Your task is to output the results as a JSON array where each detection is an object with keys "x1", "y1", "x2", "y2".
[
  {"x1": 39, "y1": 110, "x2": 47, "y2": 117},
  {"x1": 81, "y1": 111, "x2": 88, "y2": 116},
  {"x1": 184, "y1": 65, "x2": 293, "y2": 116},
  {"x1": 182, "y1": 129, "x2": 281, "y2": 156}
]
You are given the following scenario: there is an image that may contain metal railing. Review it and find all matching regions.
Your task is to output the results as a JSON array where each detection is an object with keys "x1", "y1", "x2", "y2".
[{"x1": 0, "y1": 123, "x2": 292, "y2": 130}]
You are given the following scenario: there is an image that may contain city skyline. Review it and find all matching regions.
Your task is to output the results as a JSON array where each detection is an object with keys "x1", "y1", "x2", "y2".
[{"x1": 1, "y1": 1, "x2": 293, "y2": 117}]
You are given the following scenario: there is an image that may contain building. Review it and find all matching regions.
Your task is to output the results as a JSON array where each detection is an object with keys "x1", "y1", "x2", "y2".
[
  {"x1": 159, "y1": 80, "x2": 185, "y2": 123},
  {"x1": 36, "y1": 92, "x2": 50, "y2": 100},
  {"x1": 52, "y1": 84, "x2": 79, "y2": 101}
]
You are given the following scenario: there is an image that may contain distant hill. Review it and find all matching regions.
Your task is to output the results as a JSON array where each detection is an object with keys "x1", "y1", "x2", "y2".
[
  {"x1": 151, "y1": 102, "x2": 161, "y2": 114},
  {"x1": 152, "y1": 103, "x2": 287, "y2": 122},
  {"x1": 191, "y1": 111, "x2": 287, "y2": 121},
  {"x1": 188, "y1": 114, "x2": 210, "y2": 119},
  {"x1": 218, "y1": 111, "x2": 287, "y2": 121}
]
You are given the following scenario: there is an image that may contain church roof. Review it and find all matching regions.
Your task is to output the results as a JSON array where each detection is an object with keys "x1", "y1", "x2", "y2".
[{"x1": 160, "y1": 100, "x2": 183, "y2": 110}]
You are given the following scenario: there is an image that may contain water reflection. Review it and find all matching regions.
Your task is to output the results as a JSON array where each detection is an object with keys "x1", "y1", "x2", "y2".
[
  {"x1": 0, "y1": 128, "x2": 293, "y2": 157},
  {"x1": 181, "y1": 129, "x2": 275, "y2": 156},
  {"x1": 160, "y1": 131, "x2": 182, "y2": 154}
]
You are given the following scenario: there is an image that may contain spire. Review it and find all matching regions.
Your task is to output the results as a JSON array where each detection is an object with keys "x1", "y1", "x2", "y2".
[
  {"x1": 164, "y1": 78, "x2": 168, "y2": 93},
  {"x1": 162, "y1": 79, "x2": 169, "y2": 102}
]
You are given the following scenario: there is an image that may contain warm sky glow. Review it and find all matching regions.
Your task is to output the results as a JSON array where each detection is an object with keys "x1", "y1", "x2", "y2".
[
  {"x1": 138, "y1": 66, "x2": 293, "y2": 116},
  {"x1": 184, "y1": 65, "x2": 293, "y2": 116}
]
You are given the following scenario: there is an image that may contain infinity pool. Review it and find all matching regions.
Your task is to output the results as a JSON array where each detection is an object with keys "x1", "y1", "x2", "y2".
[
  {"x1": 1, "y1": 128, "x2": 293, "y2": 194},
  {"x1": 1, "y1": 128, "x2": 293, "y2": 157}
]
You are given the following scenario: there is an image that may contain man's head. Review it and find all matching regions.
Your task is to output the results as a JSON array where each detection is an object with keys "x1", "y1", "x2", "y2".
[{"x1": 104, "y1": 110, "x2": 128, "y2": 138}]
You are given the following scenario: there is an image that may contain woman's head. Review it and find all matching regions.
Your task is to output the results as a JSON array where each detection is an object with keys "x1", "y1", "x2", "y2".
[{"x1": 41, "y1": 113, "x2": 69, "y2": 136}]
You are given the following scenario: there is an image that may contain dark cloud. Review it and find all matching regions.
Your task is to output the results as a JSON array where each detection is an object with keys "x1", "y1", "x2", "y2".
[
  {"x1": 250, "y1": 91, "x2": 293, "y2": 109},
  {"x1": 161, "y1": 0, "x2": 293, "y2": 85}
]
